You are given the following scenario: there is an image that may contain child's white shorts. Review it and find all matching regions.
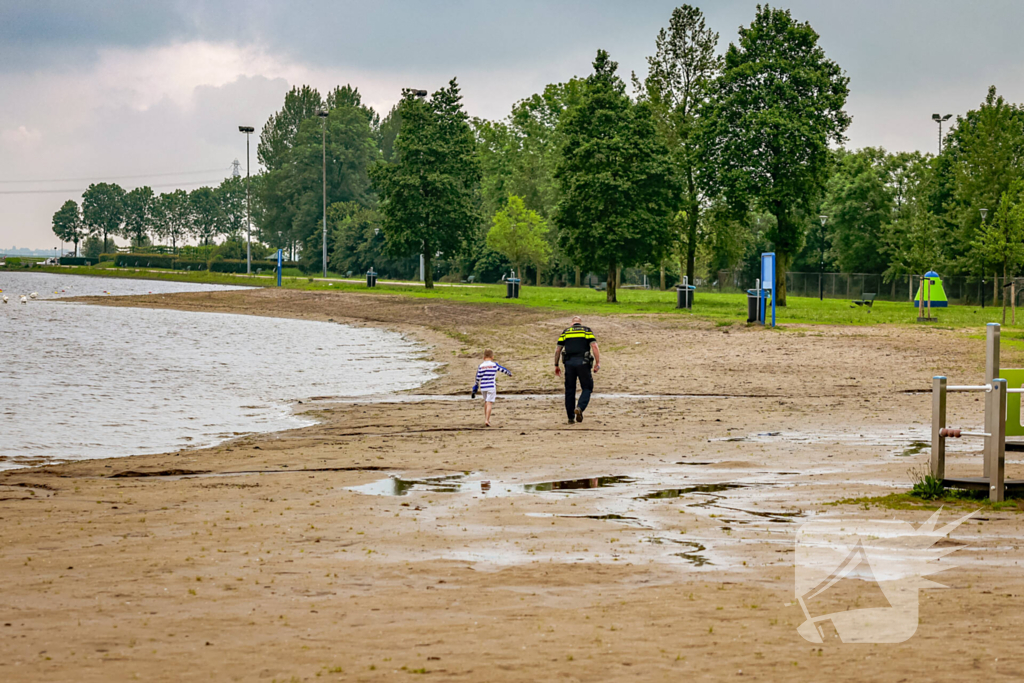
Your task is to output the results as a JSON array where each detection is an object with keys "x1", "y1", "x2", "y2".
[{"x1": 482, "y1": 389, "x2": 496, "y2": 403}]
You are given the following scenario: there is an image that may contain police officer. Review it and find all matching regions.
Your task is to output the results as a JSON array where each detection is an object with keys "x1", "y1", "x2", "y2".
[{"x1": 554, "y1": 315, "x2": 600, "y2": 424}]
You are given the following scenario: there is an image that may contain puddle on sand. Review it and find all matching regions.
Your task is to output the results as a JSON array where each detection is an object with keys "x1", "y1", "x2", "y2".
[
  {"x1": 644, "y1": 537, "x2": 712, "y2": 566},
  {"x1": 639, "y1": 483, "x2": 746, "y2": 499},
  {"x1": 896, "y1": 441, "x2": 929, "y2": 457},
  {"x1": 348, "y1": 473, "x2": 635, "y2": 497}
]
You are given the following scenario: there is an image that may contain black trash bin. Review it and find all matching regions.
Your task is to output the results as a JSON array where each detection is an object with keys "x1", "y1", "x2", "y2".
[
  {"x1": 506, "y1": 277, "x2": 521, "y2": 299},
  {"x1": 676, "y1": 284, "x2": 694, "y2": 309},
  {"x1": 366, "y1": 269, "x2": 377, "y2": 287},
  {"x1": 747, "y1": 290, "x2": 759, "y2": 323}
]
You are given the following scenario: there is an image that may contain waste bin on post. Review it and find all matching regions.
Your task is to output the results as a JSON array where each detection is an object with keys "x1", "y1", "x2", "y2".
[
  {"x1": 366, "y1": 269, "x2": 377, "y2": 288},
  {"x1": 506, "y1": 277, "x2": 520, "y2": 299},
  {"x1": 746, "y1": 289, "x2": 760, "y2": 323},
  {"x1": 676, "y1": 283, "x2": 695, "y2": 309}
]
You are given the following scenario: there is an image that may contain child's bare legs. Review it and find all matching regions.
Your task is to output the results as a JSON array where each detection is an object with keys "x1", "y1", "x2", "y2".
[{"x1": 484, "y1": 400, "x2": 494, "y2": 426}]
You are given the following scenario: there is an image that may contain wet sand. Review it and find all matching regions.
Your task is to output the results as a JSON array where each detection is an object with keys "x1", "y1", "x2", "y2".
[{"x1": 3, "y1": 288, "x2": 1023, "y2": 681}]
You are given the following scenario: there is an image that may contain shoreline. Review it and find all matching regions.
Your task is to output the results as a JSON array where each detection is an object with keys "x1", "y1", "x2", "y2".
[{"x1": 3, "y1": 288, "x2": 1023, "y2": 682}]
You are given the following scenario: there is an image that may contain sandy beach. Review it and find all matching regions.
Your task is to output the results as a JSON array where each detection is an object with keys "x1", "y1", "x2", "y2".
[{"x1": 3, "y1": 288, "x2": 1023, "y2": 682}]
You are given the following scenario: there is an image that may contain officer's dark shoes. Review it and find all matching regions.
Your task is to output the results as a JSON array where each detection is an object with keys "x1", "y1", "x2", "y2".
[
  {"x1": 575, "y1": 408, "x2": 583, "y2": 423},
  {"x1": 567, "y1": 417, "x2": 576, "y2": 425}
]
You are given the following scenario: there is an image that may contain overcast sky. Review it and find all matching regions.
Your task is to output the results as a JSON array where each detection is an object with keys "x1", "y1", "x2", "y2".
[{"x1": 4, "y1": 0, "x2": 1024, "y2": 249}]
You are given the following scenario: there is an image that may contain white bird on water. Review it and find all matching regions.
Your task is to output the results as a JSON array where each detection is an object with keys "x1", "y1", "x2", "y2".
[
  {"x1": 2, "y1": 295, "x2": 7, "y2": 304},
  {"x1": 20, "y1": 295, "x2": 28, "y2": 304},
  {"x1": 29, "y1": 292, "x2": 38, "y2": 299}
]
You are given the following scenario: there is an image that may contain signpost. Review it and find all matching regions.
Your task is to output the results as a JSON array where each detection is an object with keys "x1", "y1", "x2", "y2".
[
  {"x1": 761, "y1": 252, "x2": 776, "y2": 328},
  {"x1": 277, "y1": 249, "x2": 283, "y2": 287}
]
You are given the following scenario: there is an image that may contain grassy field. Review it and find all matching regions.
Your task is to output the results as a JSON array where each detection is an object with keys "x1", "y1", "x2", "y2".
[{"x1": 17, "y1": 262, "x2": 1024, "y2": 329}]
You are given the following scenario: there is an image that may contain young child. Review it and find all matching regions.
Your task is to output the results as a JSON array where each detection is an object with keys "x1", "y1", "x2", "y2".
[{"x1": 473, "y1": 349, "x2": 512, "y2": 427}]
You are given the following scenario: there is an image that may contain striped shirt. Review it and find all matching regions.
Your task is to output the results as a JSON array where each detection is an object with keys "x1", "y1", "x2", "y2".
[{"x1": 475, "y1": 360, "x2": 511, "y2": 391}]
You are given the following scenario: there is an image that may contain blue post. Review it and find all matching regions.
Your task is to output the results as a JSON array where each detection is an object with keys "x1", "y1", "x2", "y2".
[
  {"x1": 761, "y1": 252, "x2": 776, "y2": 328},
  {"x1": 276, "y1": 248, "x2": 283, "y2": 287}
]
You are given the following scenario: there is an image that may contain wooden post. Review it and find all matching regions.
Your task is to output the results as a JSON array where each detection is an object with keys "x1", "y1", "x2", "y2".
[
  {"x1": 574, "y1": 266, "x2": 581, "y2": 288},
  {"x1": 988, "y1": 378, "x2": 1007, "y2": 502},
  {"x1": 931, "y1": 376, "x2": 947, "y2": 480},
  {"x1": 660, "y1": 263, "x2": 666, "y2": 291},
  {"x1": 986, "y1": 322, "x2": 1001, "y2": 384},
  {"x1": 1013, "y1": 282, "x2": 1017, "y2": 325}
]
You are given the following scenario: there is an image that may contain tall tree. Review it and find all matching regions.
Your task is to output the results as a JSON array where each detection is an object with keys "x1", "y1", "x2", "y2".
[
  {"x1": 257, "y1": 85, "x2": 324, "y2": 172},
  {"x1": 216, "y1": 176, "x2": 248, "y2": 239},
  {"x1": 122, "y1": 186, "x2": 155, "y2": 249},
  {"x1": 821, "y1": 149, "x2": 891, "y2": 273},
  {"x1": 941, "y1": 86, "x2": 1024, "y2": 276},
  {"x1": 486, "y1": 195, "x2": 551, "y2": 284},
  {"x1": 188, "y1": 186, "x2": 223, "y2": 246},
  {"x1": 292, "y1": 97, "x2": 380, "y2": 271},
  {"x1": 636, "y1": 4, "x2": 722, "y2": 284},
  {"x1": 697, "y1": 6, "x2": 850, "y2": 304},
  {"x1": 370, "y1": 80, "x2": 481, "y2": 289},
  {"x1": 554, "y1": 50, "x2": 676, "y2": 303},
  {"x1": 81, "y1": 182, "x2": 126, "y2": 250},
  {"x1": 152, "y1": 190, "x2": 191, "y2": 251},
  {"x1": 974, "y1": 179, "x2": 1024, "y2": 319},
  {"x1": 52, "y1": 199, "x2": 85, "y2": 256}
]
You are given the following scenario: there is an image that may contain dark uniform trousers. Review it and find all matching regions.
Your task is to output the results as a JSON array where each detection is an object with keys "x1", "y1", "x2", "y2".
[{"x1": 564, "y1": 358, "x2": 594, "y2": 419}]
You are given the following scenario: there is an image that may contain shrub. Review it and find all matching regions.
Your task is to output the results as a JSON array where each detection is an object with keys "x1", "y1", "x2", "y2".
[
  {"x1": 115, "y1": 253, "x2": 175, "y2": 269},
  {"x1": 58, "y1": 257, "x2": 97, "y2": 266},
  {"x1": 4, "y1": 257, "x2": 22, "y2": 267},
  {"x1": 209, "y1": 259, "x2": 285, "y2": 273},
  {"x1": 172, "y1": 260, "x2": 207, "y2": 271},
  {"x1": 911, "y1": 474, "x2": 945, "y2": 500}
]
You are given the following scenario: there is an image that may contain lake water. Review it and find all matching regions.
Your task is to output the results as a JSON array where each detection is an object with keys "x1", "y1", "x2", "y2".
[{"x1": 0, "y1": 272, "x2": 436, "y2": 470}]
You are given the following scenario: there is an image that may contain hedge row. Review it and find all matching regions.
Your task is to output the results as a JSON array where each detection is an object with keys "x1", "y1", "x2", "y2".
[
  {"x1": 102, "y1": 253, "x2": 297, "y2": 273},
  {"x1": 58, "y1": 257, "x2": 97, "y2": 266}
]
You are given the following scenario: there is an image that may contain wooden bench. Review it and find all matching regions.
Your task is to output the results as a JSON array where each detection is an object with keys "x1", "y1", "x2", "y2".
[{"x1": 852, "y1": 292, "x2": 877, "y2": 308}]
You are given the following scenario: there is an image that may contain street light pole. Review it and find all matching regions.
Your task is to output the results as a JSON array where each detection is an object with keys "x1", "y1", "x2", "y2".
[
  {"x1": 818, "y1": 215, "x2": 828, "y2": 301},
  {"x1": 317, "y1": 110, "x2": 329, "y2": 278},
  {"x1": 238, "y1": 126, "x2": 255, "y2": 274},
  {"x1": 932, "y1": 113, "x2": 952, "y2": 154},
  {"x1": 405, "y1": 89, "x2": 428, "y2": 283}
]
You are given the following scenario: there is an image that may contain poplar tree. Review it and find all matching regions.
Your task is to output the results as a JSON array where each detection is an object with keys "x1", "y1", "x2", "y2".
[
  {"x1": 554, "y1": 50, "x2": 675, "y2": 303},
  {"x1": 370, "y1": 80, "x2": 481, "y2": 289}
]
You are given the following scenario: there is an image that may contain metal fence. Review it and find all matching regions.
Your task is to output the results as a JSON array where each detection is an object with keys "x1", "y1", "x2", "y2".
[{"x1": 579, "y1": 268, "x2": 1024, "y2": 306}]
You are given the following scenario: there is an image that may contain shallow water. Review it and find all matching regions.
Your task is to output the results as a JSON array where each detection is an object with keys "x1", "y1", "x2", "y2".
[{"x1": 1, "y1": 272, "x2": 436, "y2": 469}]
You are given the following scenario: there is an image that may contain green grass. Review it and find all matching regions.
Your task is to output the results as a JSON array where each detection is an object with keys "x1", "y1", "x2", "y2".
[
  {"x1": 828, "y1": 490, "x2": 1024, "y2": 512},
  {"x1": 24, "y1": 263, "x2": 1024, "y2": 328}
]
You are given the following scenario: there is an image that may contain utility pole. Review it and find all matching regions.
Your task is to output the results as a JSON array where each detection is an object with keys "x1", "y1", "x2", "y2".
[
  {"x1": 318, "y1": 109, "x2": 329, "y2": 278},
  {"x1": 237, "y1": 127, "x2": 255, "y2": 274},
  {"x1": 818, "y1": 215, "x2": 828, "y2": 301}
]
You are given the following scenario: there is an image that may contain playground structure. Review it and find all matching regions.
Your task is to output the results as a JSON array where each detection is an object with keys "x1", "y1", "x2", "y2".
[
  {"x1": 931, "y1": 323, "x2": 1024, "y2": 501},
  {"x1": 915, "y1": 270, "x2": 946, "y2": 322}
]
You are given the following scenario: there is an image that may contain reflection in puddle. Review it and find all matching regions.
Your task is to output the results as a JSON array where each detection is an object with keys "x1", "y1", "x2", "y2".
[
  {"x1": 557, "y1": 513, "x2": 651, "y2": 529},
  {"x1": 640, "y1": 483, "x2": 746, "y2": 499},
  {"x1": 644, "y1": 537, "x2": 712, "y2": 566},
  {"x1": 348, "y1": 473, "x2": 635, "y2": 497}
]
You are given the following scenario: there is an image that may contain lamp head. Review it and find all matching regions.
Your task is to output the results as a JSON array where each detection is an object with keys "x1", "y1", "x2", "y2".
[
  {"x1": 238, "y1": 125, "x2": 255, "y2": 133},
  {"x1": 932, "y1": 113, "x2": 941, "y2": 122},
  {"x1": 942, "y1": 114, "x2": 953, "y2": 122},
  {"x1": 316, "y1": 110, "x2": 329, "y2": 118},
  {"x1": 980, "y1": 208, "x2": 989, "y2": 221},
  {"x1": 404, "y1": 88, "x2": 428, "y2": 99},
  {"x1": 819, "y1": 215, "x2": 828, "y2": 226}
]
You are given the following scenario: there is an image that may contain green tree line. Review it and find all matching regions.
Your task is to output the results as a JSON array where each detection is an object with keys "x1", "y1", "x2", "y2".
[{"x1": 52, "y1": 5, "x2": 1024, "y2": 304}]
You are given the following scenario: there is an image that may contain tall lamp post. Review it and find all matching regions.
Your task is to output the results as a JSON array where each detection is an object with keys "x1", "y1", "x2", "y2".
[
  {"x1": 238, "y1": 125, "x2": 255, "y2": 274},
  {"x1": 818, "y1": 215, "x2": 828, "y2": 301},
  {"x1": 405, "y1": 89, "x2": 428, "y2": 282},
  {"x1": 932, "y1": 113, "x2": 952, "y2": 154},
  {"x1": 980, "y1": 208, "x2": 989, "y2": 308},
  {"x1": 317, "y1": 110, "x2": 329, "y2": 278}
]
